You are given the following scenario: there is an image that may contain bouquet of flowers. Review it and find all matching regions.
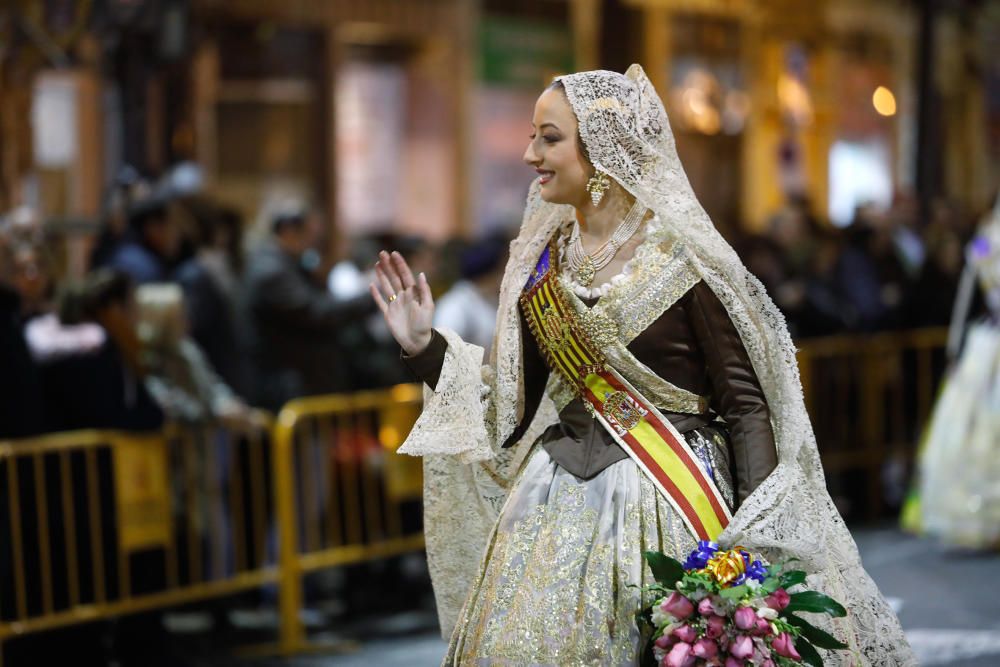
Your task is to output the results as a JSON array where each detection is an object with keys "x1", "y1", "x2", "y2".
[{"x1": 638, "y1": 541, "x2": 849, "y2": 667}]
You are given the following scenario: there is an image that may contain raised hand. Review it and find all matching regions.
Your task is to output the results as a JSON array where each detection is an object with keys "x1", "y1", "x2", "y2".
[{"x1": 370, "y1": 250, "x2": 435, "y2": 356}]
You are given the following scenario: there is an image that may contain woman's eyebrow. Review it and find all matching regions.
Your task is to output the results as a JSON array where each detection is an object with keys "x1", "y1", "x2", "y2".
[{"x1": 538, "y1": 122, "x2": 561, "y2": 132}]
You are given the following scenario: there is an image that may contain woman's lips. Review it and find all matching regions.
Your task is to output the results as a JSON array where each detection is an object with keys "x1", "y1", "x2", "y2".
[{"x1": 536, "y1": 169, "x2": 554, "y2": 185}]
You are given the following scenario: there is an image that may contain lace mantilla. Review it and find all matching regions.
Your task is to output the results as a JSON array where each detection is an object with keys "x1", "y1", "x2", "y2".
[{"x1": 553, "y1": 65, "x2": 915, "y2": 666}]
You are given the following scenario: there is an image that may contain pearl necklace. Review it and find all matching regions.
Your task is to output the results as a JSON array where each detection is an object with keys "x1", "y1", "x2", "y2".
[{"x1": 566, "y1": 201, "x2": 647, "y2": 286}]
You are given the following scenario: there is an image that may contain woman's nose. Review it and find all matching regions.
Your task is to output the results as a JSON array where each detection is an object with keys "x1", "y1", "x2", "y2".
[{"x1": 523, "y1": 141, "x2": 540, "y2": 166}]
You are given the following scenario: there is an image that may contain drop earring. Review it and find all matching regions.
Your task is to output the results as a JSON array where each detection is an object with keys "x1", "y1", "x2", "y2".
[{"x1": 585, "y1": 169, "x2": 611, "y2": 207}]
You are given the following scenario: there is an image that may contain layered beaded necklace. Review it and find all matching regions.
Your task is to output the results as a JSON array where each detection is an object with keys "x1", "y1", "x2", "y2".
[{"x1": 566, "y1": 200, "x2": 647, "y2": 286}]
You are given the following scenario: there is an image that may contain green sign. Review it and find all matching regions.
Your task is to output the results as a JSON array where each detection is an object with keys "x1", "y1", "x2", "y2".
[{"x1": 479, "y1": 17, "x2": 574, "y2": 88}]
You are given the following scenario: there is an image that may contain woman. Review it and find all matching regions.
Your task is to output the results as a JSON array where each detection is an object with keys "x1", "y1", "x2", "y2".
[
  {"x1": 372, "y1": 66, "x2": 913, "y2": 666},
  {"x1": 914, "y1": 197, "x2": 1000, "y2": 549}
]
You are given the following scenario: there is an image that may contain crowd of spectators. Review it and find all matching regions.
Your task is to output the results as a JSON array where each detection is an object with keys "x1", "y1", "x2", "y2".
[
  {"x1": 737, "y1": 193, "x2": 978, "y2": 339},
  {"x1": 0, "y1": 162, "x2": 984, "y2": 442}
]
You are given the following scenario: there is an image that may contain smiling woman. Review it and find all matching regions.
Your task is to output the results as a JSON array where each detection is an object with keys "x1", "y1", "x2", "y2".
[{"x1": 370, "y1": 65, "x2": 916, "y2": 666}]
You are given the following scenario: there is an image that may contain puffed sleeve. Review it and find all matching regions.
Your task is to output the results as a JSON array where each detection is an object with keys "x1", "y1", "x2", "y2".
[{"x1": 688, "y1": 281, "x2": 777, "y2": 503}]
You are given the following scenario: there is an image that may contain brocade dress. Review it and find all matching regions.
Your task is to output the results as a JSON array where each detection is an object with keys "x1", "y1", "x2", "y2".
[{"x1": 404, "y1": 231, "x2": 778, "y2": 665}]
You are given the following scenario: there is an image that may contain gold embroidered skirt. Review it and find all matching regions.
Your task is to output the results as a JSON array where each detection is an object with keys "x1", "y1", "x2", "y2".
[{"x1": 444, "y1": 446, "x2": 704, "y2": 666}]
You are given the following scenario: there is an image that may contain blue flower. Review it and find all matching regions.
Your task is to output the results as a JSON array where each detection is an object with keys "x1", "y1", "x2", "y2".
[
  {"x1": 683, "y1": 540, "x2": 720, "y2": 570},
  {"x1": 745, "y1": 559, "x2": 768, "y2": 583}
]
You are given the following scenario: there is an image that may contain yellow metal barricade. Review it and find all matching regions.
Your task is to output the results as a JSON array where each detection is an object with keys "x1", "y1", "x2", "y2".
[
  {"x1": 271, "y1": 383, "x2": 424, "y2": 653},
  {"x1": 0, "y1": 415, "x2": 278, "y2": 665},
  {"x1": 0, "y1": 328, "x2": 951, "y2": 660},
  {"x1": 796, "y1": 327, "x2": 948, "y2": 518}
]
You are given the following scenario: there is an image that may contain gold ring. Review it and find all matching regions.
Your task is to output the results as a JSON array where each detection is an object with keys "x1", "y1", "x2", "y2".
[{"x1": 387, "y1": 293, "x2": 397, "y2": 303}]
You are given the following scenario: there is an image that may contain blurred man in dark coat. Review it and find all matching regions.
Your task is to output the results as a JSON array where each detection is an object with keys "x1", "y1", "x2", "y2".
[{"x1": 244, "y1": 205, "x2": 373, "y2": 410}]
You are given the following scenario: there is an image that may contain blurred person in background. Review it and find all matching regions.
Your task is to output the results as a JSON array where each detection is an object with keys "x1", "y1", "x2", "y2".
[
  {"x1": 433, "y1": 233, "x2": 507, "y2": 354},
  {"x1": 913, "y1": 195, "x2": 1000, "y2": 550},
  {"x1": 833, "y1": 203, "x2": 906, "y2": 332},
  {"x1": 1, "y1": 206, "x2": 56, "y2": 321},
  {"x1": 90, "y1": 165, "x2": 147, "y2": 270},
  {"x1": 135, "y1": 283, "x2": 252, "y2": 582},
  {"x1": 0, "y1": 220, "x2": 45, "y2": 438},
  {"x1": 35, "y1": 269, "x2": 163, "y2": 433},
  {"x1": 136, "y1": 283, "x2": 252, "y2": 428},
  {"x1": 175, "y1": 201, "x2": 252, "y2": 396},
  {"x1": 763, "y1": 205, "x2": 850, "y2": 337},
  {"x1": 903, "y1": 221, "x2": 965, "y2": 328},
  {"x1": 107, "y1": 194, "x2": 181, "y2": 284},
  {"x1": 244, "y1": 203, "x2": 374, "y2": 410},
  {"x1": 328, "y1": 232, "x2": 415, "y2": 389}
]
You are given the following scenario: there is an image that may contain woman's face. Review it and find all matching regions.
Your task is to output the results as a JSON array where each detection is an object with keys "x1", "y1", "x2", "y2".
[{"x1": 523, "y1": 87, "x2": 591, "y2": 207}]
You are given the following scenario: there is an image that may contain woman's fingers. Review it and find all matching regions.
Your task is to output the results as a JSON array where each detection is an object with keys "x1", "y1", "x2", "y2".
[
  {"x1": 391, "y1": 251, "x2": 417, "y2": 290},
  {"x1": 418, "y1": 271, "x2": 434, "y2": 307},
  {"x1": 374, "y1": 261, "x2": 397, "y2": 303},
  {"x1": 379, "y1": 250, "x2": 404, "y2": 293},
  {"x1": 369, "y1": 282, "x2": 388, "y2": 314}
]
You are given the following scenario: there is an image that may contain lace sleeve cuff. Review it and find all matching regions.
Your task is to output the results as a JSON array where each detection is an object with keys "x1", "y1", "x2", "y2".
[{"x1": 397, "y1": 327, "x2": 493, "y2": 461}]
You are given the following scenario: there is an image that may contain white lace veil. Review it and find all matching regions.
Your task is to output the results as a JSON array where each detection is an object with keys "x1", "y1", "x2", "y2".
[{"x1": 546, "y1": 66, "x2": 915, "y2": 666}]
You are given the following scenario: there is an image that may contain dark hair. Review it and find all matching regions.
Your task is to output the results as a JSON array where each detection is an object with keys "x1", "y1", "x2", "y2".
[
  {"x1": 127, "y1": 195, "x2": 169, "y2": 231},
  {"x1": 271, "y1": 206, "x2": 308, "y2": 235},
  {"x1": 460, "y1": 234, "x2": 507, "y2": 280},
  {"x1": 76, "y1": 269, "x2": 134, "y2": 321}
]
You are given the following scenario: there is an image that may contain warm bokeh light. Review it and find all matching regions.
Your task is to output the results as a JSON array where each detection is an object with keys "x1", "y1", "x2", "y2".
[{"x1": 872, "y1": 85, "x2": 897, "y2": 116}]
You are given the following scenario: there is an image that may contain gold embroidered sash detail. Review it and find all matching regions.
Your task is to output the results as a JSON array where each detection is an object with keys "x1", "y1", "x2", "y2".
[{"x1": 521, "y1": 244, "x2": 731, "y2": 541}]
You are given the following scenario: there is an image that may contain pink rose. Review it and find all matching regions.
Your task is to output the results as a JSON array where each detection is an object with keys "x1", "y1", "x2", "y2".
[
  {"x1": 672, "y1": 624, "x2": 698, "y2": 644},
  {"x1": 734, "y1": 606, "x2": 756, "y2": 630},
  {"x1": 692, "y1": 638, "x2": 719, "y2": 659},
  {"x1": 655, "y1": 634, "x2": 674, "y2": 649},
  {"x1": 664, "y1": 641, "x2": 696, "y2": 667},
  {"x1": 760, "y1": 660, "x2": 775, "y2": 667},
  {"x1": 698, "y1": 597, "x2": 716, "y2": 616},
  {"x1": 724, "y1": 658, "x2": 743, "y2": 667},
  {"x1": 705, "y1": 614, "x2": 726, "y2": 639},
  {"x1": 753, "y1": 617, "x2": 773, "y2": 636},
  {"x1": 765, "y1": 588, "x2": 791, "y2": 611},
  {"x1": 772, "y1": 632, "x2": 802, "y2": 660},
  {"x1": 729, "y1": 635, "x2": 754, "y2": 660},
  {"x1": 662, "y1": 592, "x2": 695, "y2": 620}
]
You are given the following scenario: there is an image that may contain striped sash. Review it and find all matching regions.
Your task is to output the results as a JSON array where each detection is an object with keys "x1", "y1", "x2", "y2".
[{"x1": 520, "y1": 245, "x2": 732, "y2": 541}]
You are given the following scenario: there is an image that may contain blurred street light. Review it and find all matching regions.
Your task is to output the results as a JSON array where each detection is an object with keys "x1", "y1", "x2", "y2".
[{"x1": 872, "y1": 85, "x2": 897, "y2": 117}]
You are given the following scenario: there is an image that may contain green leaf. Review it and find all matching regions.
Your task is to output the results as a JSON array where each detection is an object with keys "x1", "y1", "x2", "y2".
[
  {"x1": 795, "y1": 639, "x2": 824, "y2": 667},
  {"x1": 720, "y1": 584, "x2": 750, "y2": 600},
  {"x1": 760, "y1": 576, "x2": 781, "y2": 594},
  {"x1": 779, "y1": 570, "x2": 808, "y2": 590},
  {"x1": 785, "y1": 591, "x2": 847, "y2": 618},
  {"x1": 644, "y1": 551, "x2": 685, "y2": 587},
  {"x1": 785, "y1": 614, "x2": 849, "y2": 650}
]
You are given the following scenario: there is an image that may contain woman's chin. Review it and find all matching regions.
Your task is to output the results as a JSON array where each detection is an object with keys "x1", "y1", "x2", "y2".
[{"x1": 538, "y1": 184, "x2": 567, "y2": 205}]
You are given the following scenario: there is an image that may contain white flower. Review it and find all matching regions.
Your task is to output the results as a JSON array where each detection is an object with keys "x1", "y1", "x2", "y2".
[
  {"x1": 651, "y1": 600, "x2": 670, "y2": 627},
  {"x1": 756, "y1": 606, "x2": 778, "y2": 620}
]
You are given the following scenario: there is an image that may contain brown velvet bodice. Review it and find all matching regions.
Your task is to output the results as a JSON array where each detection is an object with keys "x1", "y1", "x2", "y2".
[{"x1": 404, "y1": 280, "x2": 777, "y2": 503}]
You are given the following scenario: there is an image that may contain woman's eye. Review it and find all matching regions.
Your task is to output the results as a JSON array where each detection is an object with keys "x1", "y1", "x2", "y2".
[
  {"x1": 528, "y1": 134, "x2": 536, "y2": 141},
  {"x1": 542, "y1": 135, "x2": 559, "y2": 144}
]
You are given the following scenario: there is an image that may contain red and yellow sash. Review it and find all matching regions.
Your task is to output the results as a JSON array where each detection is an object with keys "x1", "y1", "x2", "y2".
[{"x1": 521, "y1": 245, "x2": 732, "y2": 541}]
